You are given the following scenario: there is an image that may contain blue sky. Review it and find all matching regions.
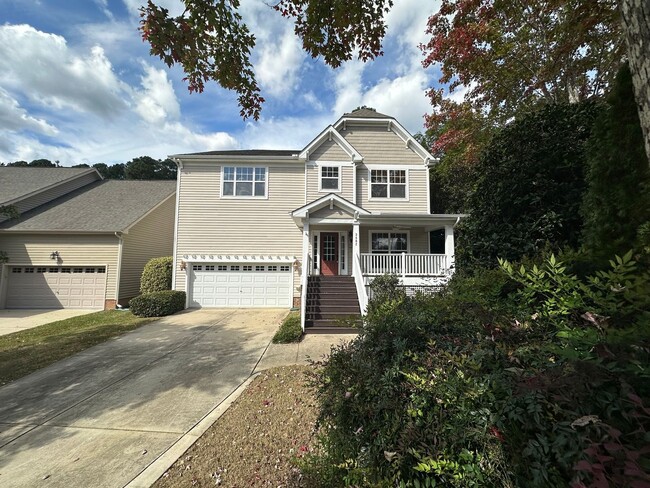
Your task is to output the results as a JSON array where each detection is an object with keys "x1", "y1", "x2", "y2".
[{"x1": 0, "y1": 0, "x2": 443, "y2": 166}]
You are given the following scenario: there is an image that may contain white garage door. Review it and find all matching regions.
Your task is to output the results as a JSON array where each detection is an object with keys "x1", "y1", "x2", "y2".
[
  {"x1": 6, "y1": 266, "x2": 107, "y2": 309},
  {"x1": 189, "y1": 263, "x2": 292, "y2": 308}
]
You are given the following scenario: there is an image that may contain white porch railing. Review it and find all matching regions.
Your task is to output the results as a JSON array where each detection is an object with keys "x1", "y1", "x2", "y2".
[
  {"x1": 360, "y1": 253, "x2": 448, "y2": 277},
  {"x1": 353, "y1": 253, "x2": 368, "y2": 314}
]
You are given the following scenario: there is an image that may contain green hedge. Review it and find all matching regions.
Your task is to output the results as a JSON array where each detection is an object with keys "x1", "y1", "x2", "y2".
[
  {"x1": 140, "y1": 256, "x2": 173, "y2": 294},
  {"x1": 272, "y1": 313, "x2": 302, "y2": 343},
  {"x1": 129, "y1": 290, "x2": 186, "y2": 317}
]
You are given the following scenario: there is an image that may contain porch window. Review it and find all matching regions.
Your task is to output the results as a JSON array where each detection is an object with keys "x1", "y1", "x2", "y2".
[
  {"x1": 370, "y1": 169, "x2": 406, "y2": 199},
  {"x1": 222, "y1": 166, "x2": 266, "y2": 197},
  {"x1": 371, "y1": 232, "x2": 408, "y2": 254},
  {"x1": 320, "y1": 166, "x2": 340, "y2": 191}
]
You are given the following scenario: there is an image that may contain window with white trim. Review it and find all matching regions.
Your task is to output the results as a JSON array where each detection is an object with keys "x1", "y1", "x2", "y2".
[
  {"x1": 371, "y1": 232, "x2": 408, "y2": 254},
  {"x1": 320, "y1": 166, "x2": 340, "y2": 191},
  {"x1": 222, "y1": 167, "x2": 266, "y2": 197},
  {"x1": 370, "y1": 169, "x2": 406, "y2": 198}
]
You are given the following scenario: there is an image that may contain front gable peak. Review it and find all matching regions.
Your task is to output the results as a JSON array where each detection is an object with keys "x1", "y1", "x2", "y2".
[
  {"x1": 291, "y1": 193, "x2": 370, "y2": 221},
  {"x1": 299, "y1": 126, "x2": 363, "y2": 163}
]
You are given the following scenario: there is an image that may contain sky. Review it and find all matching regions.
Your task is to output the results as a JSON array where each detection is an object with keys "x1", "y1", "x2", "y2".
[{"x1": 0, "y1": 0, "x2": 443, "y2": 166}]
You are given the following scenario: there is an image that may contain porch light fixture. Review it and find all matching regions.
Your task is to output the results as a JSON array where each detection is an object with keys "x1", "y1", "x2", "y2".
[{"x1": 50, "y1": 251, "x2": 60, "y2": 260}]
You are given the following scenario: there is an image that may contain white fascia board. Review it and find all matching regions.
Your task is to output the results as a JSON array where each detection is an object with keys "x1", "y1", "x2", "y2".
[
  {"x1": 335, "y1": 117, "x2": 437, "y2": 166},
  {"x1": 169, "y1": 155, "x2": 300, "y2": 163},
  {"x1": 292, "y1": 193, "x2": 370, "y2": 219},
  {"x1": 299, "y1": 126, "x2": 363, "y2": 163}
]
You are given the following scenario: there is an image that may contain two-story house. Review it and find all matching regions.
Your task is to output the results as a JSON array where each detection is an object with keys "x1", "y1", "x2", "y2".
[{"x1": 171, "y1": 108, "x2": 463, "y2": 331}]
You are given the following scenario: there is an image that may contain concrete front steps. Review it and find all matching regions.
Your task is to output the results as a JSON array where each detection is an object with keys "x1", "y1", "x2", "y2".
[{"x1": 304, "y1": 275, "x2": 361, "y2": 334}]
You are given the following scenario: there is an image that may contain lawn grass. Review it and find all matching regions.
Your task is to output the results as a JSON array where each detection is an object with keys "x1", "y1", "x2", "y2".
[
  {"x1": 272, "y1": 312, "x2": 303, "y2": 343},
  {"x1": 0, "y1": 310, "x2": 156, "y2": 386}
]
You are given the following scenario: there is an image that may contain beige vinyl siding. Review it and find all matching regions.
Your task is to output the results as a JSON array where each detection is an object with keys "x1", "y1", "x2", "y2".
[
  {"x1": 357, "y1": 166, "x2": 429, "y2": 213},
  {"x1": 306, "y1": 165, "x2": 354, "y2": 202},
  {"x1": 360, "y1": 227, "x2": 429, "y2": 254},
  {"x1": 1, "y1": 172, "x2": 100, "y2": 223},
  {"x1": 0, "y1": 233, "x2": 119, "y2": 305},
  {"x1": 119, "y1": 195, "x2": 175, "y2": 302},
  {"x1": 175, "y1": 162, "x2": 304, "y2": 292},
  {"x1": 309, "y1": 139, "x2": 350, "y2": 161},
  {"x1": 310, "y1": 206, "x2": 353, "y2": 220},
  {"x1": 340, "y1": 125, "x2": 423, "y2": 165}
]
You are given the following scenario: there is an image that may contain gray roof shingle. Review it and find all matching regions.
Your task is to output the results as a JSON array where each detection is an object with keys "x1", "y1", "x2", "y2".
[
  {"x1": 0, "y1": 167, "x2": 96, "y2": 205},
  {"x1": 171, "y1": 149, "x2": 299, "y2": 157},
  {"x1": 0, "y1": 180, "x2": 176, "y2": 233},
  {"x1": 343, "y1": 107, "x2": 393, "y2": 119}
]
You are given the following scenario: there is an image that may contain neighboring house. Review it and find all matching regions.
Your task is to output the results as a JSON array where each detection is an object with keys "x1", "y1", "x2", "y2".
[
  {"x1": 0, "y1": 167, "x2": 176, "y2": 309},
  {"x1": 171, "y1": 108, "x2": 463, "y2": 330}
]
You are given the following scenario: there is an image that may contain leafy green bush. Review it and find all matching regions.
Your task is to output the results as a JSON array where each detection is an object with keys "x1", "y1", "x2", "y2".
[
  {"x1": 304, "y1": 254, "x2": 650, "y2": 487},
  {"x1": 129, "y1": 290, "x2": 185, "y2": 317},
  {"x1": 140, "y1": 256, "x2": 173, "y2": 294},
  {"x1": 458, "y1": 100, "x2": 604, "y2": 269},
  {"x1": 272, "y1": 313, "x2": 302, "y2": 343}
]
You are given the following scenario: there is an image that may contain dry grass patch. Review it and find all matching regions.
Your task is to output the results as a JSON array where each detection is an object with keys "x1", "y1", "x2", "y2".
[{"x1": 154, "y1": 365, "x2": 320, "y2": 488}]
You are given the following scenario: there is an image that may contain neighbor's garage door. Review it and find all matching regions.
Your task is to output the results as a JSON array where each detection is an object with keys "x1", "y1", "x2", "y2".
[
  {"x1": 6, "y1": 266, "x2": 107, "y2": 309},
  {"x1": 189, "y1": 263, "x2": 292, "y2": 308}
]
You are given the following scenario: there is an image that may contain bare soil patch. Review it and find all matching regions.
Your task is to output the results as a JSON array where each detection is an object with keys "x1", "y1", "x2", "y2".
[{"x1": 154, "y1": 365, "x2": 319, "y2": 487}]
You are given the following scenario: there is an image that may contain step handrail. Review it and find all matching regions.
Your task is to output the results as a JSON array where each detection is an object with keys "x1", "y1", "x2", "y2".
[{"x1": 353, "y1": 254, "x2": 368, "y2": 314}]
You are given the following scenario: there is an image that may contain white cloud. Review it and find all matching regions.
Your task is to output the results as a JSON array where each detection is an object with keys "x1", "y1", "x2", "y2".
[
  {"x1": 134, "y1": 64, "x2": 181, "y2": 124},
  {"x1": 0, "y1": 24, "x2": 128, "y2": 117},
  {"x1": 93, "y1": 0, "x2": 115, "y2": 20},
  {"x1": 255, "y1": 28, "x2": 305, "y2": 98},
  {"x1": 331, "y1": 59, "x2": 366, "y2": 117},
  {"x1": 0, "y1": 89, "x2": 58, "y2": 136}
]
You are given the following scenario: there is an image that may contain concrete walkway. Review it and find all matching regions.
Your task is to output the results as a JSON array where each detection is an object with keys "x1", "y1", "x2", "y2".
[
  {"x1": 0, "y1": 308, "x2": 356, "y2": 488},
  {"x1": 0, "y1": 309, "x2": 96, "y2": 336}
]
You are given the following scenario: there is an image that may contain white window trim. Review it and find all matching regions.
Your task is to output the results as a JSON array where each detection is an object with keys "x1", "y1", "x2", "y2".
[
  {"x1": 312, "y1": 230, "x2": 349, "y2": 276},
  {"x1": 220, "y1": 165, "x2": 269, "y2": 199},
  {"x1": 318, "y1": 164, "x2": 342, "y2": 193},
  {"x1": 368, "y1": 230, "x2": 411, "y2": 254},
  {"x1": 368, "y1": 167, "x2": 410, "y2": 201}
]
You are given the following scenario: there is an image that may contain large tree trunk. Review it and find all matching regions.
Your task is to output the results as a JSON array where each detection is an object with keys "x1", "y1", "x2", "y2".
[{"x1": 621, "y1": 0, "x2": 650, "y2": 164}]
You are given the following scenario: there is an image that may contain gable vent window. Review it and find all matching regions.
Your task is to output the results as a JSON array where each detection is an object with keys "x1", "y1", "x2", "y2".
[
  {"x1": 370, "y1": 169, "x2": 407, "y2": 199},
  {"x1": 320, "y1": 166, "x2": 340, "y2": 191},
  {"x1": 222, "y1": 166, "x2": 266, "y2": 197}
]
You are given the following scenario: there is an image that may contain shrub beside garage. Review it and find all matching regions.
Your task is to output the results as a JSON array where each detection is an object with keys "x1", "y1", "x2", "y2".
[
  {"x1": 140, "y1": 256, "x2": 173, "y2": 294},
  {"x1": 129, "y1": 290, "x2": 186, "y2": 317}
]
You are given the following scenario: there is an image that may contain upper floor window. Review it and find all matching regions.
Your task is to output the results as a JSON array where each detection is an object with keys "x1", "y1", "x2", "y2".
[
  {"x1": 320, "y1": 166, "x2": 340, "y2": 191},
  {"x1": 222, "y1": 166, "x2": 266, "y2": 198},
  {"x1": 370, "y1": 169, "x2": 406, "y2": 199}
]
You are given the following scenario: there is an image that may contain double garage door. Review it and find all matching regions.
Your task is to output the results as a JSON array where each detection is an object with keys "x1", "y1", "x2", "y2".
[
  {"x1": 189, "y1": 263, "x2": 292, "y2": 308},
  {"x1": 6, "y1": 266, "x2": 106, "y2": 309}
]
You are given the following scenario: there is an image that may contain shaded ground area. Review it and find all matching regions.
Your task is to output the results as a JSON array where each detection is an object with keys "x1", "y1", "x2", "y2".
[
  {"x1": 0, "y1": 309, "x2": 287, "y2": 488},
  {"x1": 154, "y1": 365, "x2": 319, "y2": 488},
  {"x1": 0, "y1": 310, "x2": 155, "y2": 385}
]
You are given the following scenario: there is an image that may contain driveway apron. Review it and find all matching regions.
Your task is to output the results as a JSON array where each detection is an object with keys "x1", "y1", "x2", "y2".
[{"x1": 0, "y1": 308, "x2": 287, "y2": 488}]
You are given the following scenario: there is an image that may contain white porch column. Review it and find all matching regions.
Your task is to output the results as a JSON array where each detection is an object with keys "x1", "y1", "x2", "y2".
[
  {"x1": 444, "y1": 224, "x2": 455, "y2": 272},
  {"x1": 352, "y1": 221, "x2": 360, "y2": 274},
  {"x1": 302, "y1": 219, "x2": 310, "y2": 277}
]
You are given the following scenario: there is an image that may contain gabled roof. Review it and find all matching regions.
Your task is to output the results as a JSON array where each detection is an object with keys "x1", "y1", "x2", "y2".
[
  {"x1": 170, "y1": 149, "x2": 299, "y2": 158},
  {"x1": 0, "y1": 180, "x2": 176, "y2": 233},
  {"x1": 299, "y1": 125, "x2": 363, "y2": 163},
  {"x1": 291, "y1": 193, "x2": 370, "y2": 220},
  {"x1": 343, "y1": 107, "x2": 393, "y2": 119},
  {"x1": 334, "y1": 112, "x2": 437, "y2": 165},
  {"x1": 0, "y1": 167, "x2": 99, "y2": 206}
]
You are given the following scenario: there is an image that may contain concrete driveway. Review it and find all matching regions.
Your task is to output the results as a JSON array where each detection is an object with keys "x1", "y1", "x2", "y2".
[
  {"x1": 0, "y1": 308, "x2": 288, "y2": 488},
  {"x1": 0, "y1": 309, "x2": 97, "y2": 336}
]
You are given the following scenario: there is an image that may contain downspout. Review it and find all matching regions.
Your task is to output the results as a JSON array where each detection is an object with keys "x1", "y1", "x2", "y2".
[
  {"x1": 352, "y1": 160, "x2": 357, "y2": 205},
  {"x1": 171, "y1": 158, "x2": 183, "y2": 294},
  {"x1": 114, "y1": 231, "x2": 124, "y2": 308}
]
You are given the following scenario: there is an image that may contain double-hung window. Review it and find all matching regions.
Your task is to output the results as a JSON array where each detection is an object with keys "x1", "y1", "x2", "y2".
[
  {"x1": 370, "y1": 232, "x2": 408, "y2": 254},
  {"x1": 222, "y1": 166, "x2": 266, "y2": 197},
  {"x1": 370, "y1": 169, "x2": 407, "y2": 198},
  {"x1": 320, "y1": 166, "x2": 340, "y2": 191}
]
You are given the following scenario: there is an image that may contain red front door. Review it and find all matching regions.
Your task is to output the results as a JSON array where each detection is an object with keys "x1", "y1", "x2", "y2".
[{"x1": 320, "y1": 232, "x2": 339, "y2": 276}]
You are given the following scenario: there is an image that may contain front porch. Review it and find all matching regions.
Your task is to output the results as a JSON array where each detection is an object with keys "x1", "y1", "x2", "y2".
[{"x1": 291, "y1": 194, "x2": 462, "y2": 331}]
